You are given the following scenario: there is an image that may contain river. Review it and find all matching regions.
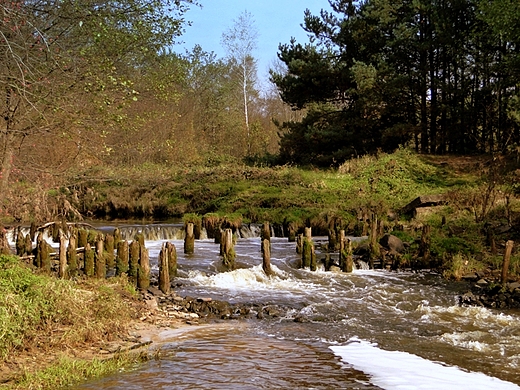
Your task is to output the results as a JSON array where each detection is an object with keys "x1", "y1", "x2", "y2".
[{"x1": 22, "y1": 223, "x2": 520, "y2": 389}]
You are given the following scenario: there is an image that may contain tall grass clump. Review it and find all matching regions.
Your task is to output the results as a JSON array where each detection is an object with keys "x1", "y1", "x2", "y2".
[{"x1": 0, "y1": 255, "x2": 138, "y2": 360}]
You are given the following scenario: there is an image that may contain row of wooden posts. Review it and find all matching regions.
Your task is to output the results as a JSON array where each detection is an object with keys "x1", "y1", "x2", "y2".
[{"x1": 11, "y1": 219, "x2": 370, "y2": 295}]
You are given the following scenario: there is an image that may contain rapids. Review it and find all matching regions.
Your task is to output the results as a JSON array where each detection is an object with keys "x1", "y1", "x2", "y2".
[{"x1": 9, "y1": 223, "x2": 520, "y2": 389}]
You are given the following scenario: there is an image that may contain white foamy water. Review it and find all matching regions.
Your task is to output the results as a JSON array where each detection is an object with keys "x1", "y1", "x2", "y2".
[{"x1": 330, "y1": 338, "x2": 520, "y2": 390}]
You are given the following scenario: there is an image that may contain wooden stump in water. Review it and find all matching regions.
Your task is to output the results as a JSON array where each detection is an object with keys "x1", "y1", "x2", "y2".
[
  {"x1": 184, "y1": 222, "x2": 195, "y2": 254},
  {"x1": 129, "y1": 240, "x2": 140, "y2": 284},
  {"x1": 261, "y1": 222, "x2": 271, "y2": 250},
  {"x1": 158, "y1": 245, "x2": 170, "y2": 294},
  {"x1": 502, "y1": 240, "x2": 514, "y2": 286},
  {"x1": 34, "y1": 232, "x2": 43, "y2": 268},
  {"x1": 113, "y1": 228, "x2": 122, "y2": 244},
  {"x1": 116, "y1": 240, "x2": 129, "y2": 276},
  {"x1": 84, "y1": 243, "x2": 95, "y2": 277},
  {"x1": 37, "y1": 235, "x2": 51, "y2": 274},
  {"x1": 67, "y1": 234, "x2": 78, "y2": 279},
  {"x1": 287, "y1": 222, "x2": 297, "y2": 242},
  {"x1": 29, "y1": 222, "x2": 37, "y2": 241},
  {"x1": 302, "y1": 228, "x2": 314, "y2": 269},
  {"x1": 0, "y1": 226, "x2": 11, "y2": 255},
  {"x1": 24, "y1": 234, "x2": 33, "y2": 257},
  {"x1": 328, "y1": 228, "x2": 338, "y2": 252},
  {"x1": 339, "y1": 230, "x2": 354, "y2": 273},
  {"x1": 138, "y1": 244, "x2": 150, "y2": 290},
  {"x1": 220, "y1": 228, "x2": 236, "y2": 270},
  {"x1": 134, "y1": 233, "x2": 145, "y2": 247},
  {"x1": 59, "y1": 232, "x2": 67, "y2": 279},
  {"x1": 105, "y1": 234, "x2": 115, "y2": 270},
  {"x1": 166, "y1": 242, "x2": 177, "y2": 279},
  {"x1": 16, "y1": 229, "x2": 25, "y2": 256},
  {"x1": 296, "y1": 233, "x2": 303, "y2": 255},
  {"x1": 78, "y1": 228, "x2": 88, "y2": 249},
  {"x1": 262, "y1": 238, "x2": 273, "y2": 277},
  {"x1": 95, "y1": 234, "x2": 105, "y2": 279}
]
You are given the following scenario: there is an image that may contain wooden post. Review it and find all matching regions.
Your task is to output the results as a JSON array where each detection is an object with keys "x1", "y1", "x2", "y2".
[
  {"x1": 138, "y1": 244, "x2": 150, "y2": 290},
  {"x1": 262, "y1": 238, "x2": 273, "y2": 276},
  {"x1": 15, "y1": 230, "x2": 25, "y2": 256},
  {"x1": 115, "y1": 240, "x2": 129, "y2": 276},
  {"x1": 29, "y1": 221, "x2": 37, "y2": 241},
  {"x1": 287, "y1": 222, "x2": 296, "y2": 242},
  {"x1": 59, "y1": 232, "x2": 67, "y2": 279},
  {"x1": 310, "y1": 245, "x2": 317, "y2": 271},
  {"x1": 158, "y1": 245, "x2": 170, "y2": 294},
  {"x1": 328, "y1": 228, "x2": 338, "y2": 251},
  {"x1": 38, "y1": 236, "x2": 51, "y2": 274},
  {"x1": 296, "y1": 233, "x2": 303, "y2": 255},
  {"x1": 105, "y1": 234, "x2": 115, "y2": 270},
  {"x1": 261, "y1": 222, "x2": 271, "y2": 248},
  {"x1": 184, "y1": 222, "x2": 195, "y2": 254},
  {"x1": 166, "y1": 242, "x2": 177, "y2": 280},
  {"x1": 221, "y1": 228, "x2": 235, "y2": 270},
  {"x1": 84, "y1": 243, "x2": 95, "y2": 277},
  {"x1": 302, "y1": 227, "x2": 313, "y2": 269},
  {"x1": 95, "y1": 234, "x2": 105, "y2": 279},
  {"x1": 35, "y1": 232, "x2": 43, "y2": 268},
  {"x1": 128, "y1": 240, "x2": 140, "y2": 284},
  {"x1": 67, "y1": 234, "x2": 78, "y2": 279},
  {"x1": 78, "y1": 228, "x2": 88, "y2": 249},
  {"x1": 113, "y1": 228, "x2": 122, "y2": 244},
  {"x1": 502, "y1": 240, "x2": 514, "y2": 286},
  {"x1": 346, "y1": 238, "x2": 353, "y2": 273},
  {"x1": 24, "y1": 234, "x2": 32, "y2": 257}
]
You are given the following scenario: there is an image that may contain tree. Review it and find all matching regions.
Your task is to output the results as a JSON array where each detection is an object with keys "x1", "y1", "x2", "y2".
[
  {"x1": 221, "y1": 10, "x2": 260, "y2": 157},
  {"x1": 0, "y1": 0, "x2": 195, "y2": 191},
  {"x1": 272, "y1": 0, "x2": 520, "y2": 166}
]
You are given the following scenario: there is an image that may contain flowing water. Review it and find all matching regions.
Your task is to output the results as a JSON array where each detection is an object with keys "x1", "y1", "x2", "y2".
[{"x1": 13, "y1": 223, "x2": 520, "y2": 389}]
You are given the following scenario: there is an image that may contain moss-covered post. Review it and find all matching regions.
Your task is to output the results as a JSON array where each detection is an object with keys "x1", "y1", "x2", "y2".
[
  {"x1": 166, "y1": 242, "x2": 177, "y2": 280},
  {"x1": 59, "y1": 232, "x2": 67, "y2": 279},
  {"x1": 84, "y1": 243, "x2": 95, "y2": 277},
  {"x1": 158, "y1": 245, "x2": 170, "y2": 294},
  {"x1": 339, "y1": 230, "x2": 353, "y2": 273},
  {"x1": 328, "y1": 228, "x2": 338, "y2": 252},
  {"x1": 502, "y1": 240, "x2": 514, "y2": 286},
  {"x1": 105, "y1": 234, "x2": 115, "y2": 271},
  {"x1": 184, "y1": 222, "x2": 195, "y2": 254},
  {"x1": 302, "y1": 227, "x2": 313, "y2": 269},
  {"x1": 67, "y1": 234, "x2": 78, "y2": 279},
  {"x1": 78, "y1": 228, "x2": 88, "y2": 249},
  {"x1": 95, "y1": 234, "x2": 105, "y2": 279},
  {"x1": 24, "y1": 234, "x2": 32, "y2": 257},
  {"x1": 128, "y1": 240, "x2": 140, "y2": 284},
  {"x1": 115, "y1": 240, "x2": 129, "y2": 276},
  {"x1": 138, "y1": 243, "x2": 150, "y2": 290},
  {"x1": 262, "y1": 238, "x2": 273, "y2": 277}
]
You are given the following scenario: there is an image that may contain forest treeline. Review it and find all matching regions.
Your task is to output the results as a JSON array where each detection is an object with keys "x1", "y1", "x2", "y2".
[
  {"x1": 272, "y1": 0, "x2": 520, "y2": 165},
  {"x1": 1, "y1": 0, "x2": 519, "y2": 203},
  {"x1": 0, "y1": 0, "x2": 297, "y2": 196}
]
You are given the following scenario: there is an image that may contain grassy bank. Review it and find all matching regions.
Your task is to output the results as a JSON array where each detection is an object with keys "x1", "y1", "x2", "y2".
[
  {"x1": 4, "y1": 148, "x2": 520, "y2": 279},
  {"x1": 0, "y1": 255, "x2": 149, "y2": 389}
]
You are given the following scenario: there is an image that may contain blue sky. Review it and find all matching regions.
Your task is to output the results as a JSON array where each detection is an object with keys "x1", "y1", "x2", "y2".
[{"x1": 176, "y1": 0, "x2": 333, "y2": 88}]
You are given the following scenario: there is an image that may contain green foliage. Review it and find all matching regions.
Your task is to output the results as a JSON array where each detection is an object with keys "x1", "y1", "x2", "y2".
[{"x1": 272, "y1": 0, "x2": 520, "y2": 164}]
